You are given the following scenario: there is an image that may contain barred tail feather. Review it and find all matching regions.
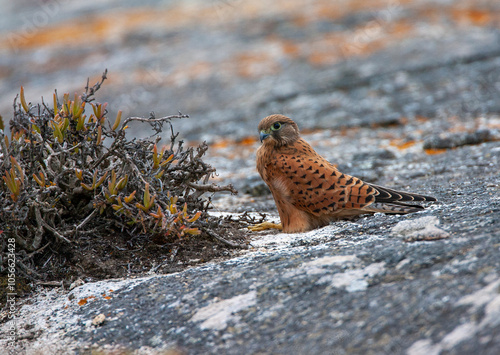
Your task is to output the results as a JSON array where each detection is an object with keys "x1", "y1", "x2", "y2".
[{"x1": 369, "y1": 184, "x2": 437, "y2": 203}]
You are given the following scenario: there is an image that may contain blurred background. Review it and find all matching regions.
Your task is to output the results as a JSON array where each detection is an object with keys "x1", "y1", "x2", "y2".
[{"x1": 0, "y1": 0, "x2": 499, "y2": 145}]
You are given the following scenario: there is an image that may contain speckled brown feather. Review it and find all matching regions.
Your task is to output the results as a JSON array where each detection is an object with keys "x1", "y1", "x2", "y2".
[{"x1": 256, "y1": 114, "x2": 437, "y2": 233}]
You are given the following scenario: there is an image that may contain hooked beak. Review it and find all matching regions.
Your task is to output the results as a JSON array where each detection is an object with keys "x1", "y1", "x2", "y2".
[{"x1": 259, "y1": 130, "x2": 270, "y2": 142}]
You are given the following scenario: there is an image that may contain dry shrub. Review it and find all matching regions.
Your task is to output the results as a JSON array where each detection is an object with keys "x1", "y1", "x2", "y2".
[{"x1": 0, "y1": 71, "x2": 243, "y2": 284}]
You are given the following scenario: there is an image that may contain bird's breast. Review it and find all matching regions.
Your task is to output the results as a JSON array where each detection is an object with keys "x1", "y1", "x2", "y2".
[{"x1": 270, "y1": 175, "x2": 291, "y2": 200}]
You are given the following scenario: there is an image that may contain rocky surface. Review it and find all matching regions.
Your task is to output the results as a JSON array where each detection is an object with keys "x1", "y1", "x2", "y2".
[
  {"x1": 1, "y1": 0, "x2": 500, "y2": 354},
  {"x1": 4, "y1": 137, "x2": 500, "y2": 354}
]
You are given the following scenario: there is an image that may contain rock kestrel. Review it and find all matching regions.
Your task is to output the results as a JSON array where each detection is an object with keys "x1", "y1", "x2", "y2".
[{"x1": 252, "y1": 114, "x2": 437, "y2": 233}]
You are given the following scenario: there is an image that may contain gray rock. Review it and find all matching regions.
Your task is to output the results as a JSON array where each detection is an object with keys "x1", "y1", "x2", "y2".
[
  {"x1": 423, "y1": 129, "x2": 499, "y2": 150},
  {"x1": 391, "y1": 216, "x2": 450, "y2": 242},
  {"x1": 352, "y1": 149, "x2": 396, "y2": 162}
]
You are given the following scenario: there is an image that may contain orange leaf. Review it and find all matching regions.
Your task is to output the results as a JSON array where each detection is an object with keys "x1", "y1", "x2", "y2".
[{"x1": 20, "y1": 86, "x2": 30, "y2": 112}]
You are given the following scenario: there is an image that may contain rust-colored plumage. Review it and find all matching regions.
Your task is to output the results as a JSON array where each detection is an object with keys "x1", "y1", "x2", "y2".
[{"x1": 254, "y1": 114, "x2": 437, "y2": 233}]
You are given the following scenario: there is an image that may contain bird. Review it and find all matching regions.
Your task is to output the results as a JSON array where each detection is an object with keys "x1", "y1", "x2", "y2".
[{"x1": 250, "y1": 114, "x2": 437, "y2": 233}]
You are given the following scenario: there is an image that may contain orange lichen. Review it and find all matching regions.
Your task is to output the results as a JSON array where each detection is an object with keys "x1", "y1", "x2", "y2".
[
  {"x1": 165, "y1": 61, "x2": 212, "y2": 86},
  {"x1": 4, "y1": 17, "x2": 111, "y2": 51},
  {"x1": 77, "y1": 295, "x2": 96, "y2": 306},
  {"x1": 313, "y1": 4, "x2": 343, "y2": 21},
  {"x1": 211, "y1": 140, "x2": 231, "y2": 149},
  {"x1": 233, "y1": 52, "x2": 281, "y2": 79},
  {"x1": 306, "y1": 18, "x2": 415, "y2": 66},
  {"x1": 416, "y1": 116, "x2": 430, "y2": 123},
  {"x1": 238, "y1": 136, "x2": 258, "y2": 145},
  {"x1": 291, "y1": 14, "x2": 309, "y2": 27},
  {"x1": 452, "y1": 8, "x2": 493, "y2": 26},
  {"x1": 77, "y1": 299, "x2": 86, "y2": 306},
  {"x1": 390, "y1": 140, "x2": 417, "y2": 150},
  {"x1": 425, "y1": 148, "x2": 448, "y2": 155},
  {"x1": 279, "y1": 39, "x2": 301, "y2": 57}
]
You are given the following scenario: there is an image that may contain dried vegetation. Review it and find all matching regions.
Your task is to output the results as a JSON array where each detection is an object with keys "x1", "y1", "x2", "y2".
[{"x1": 0, "y1": 71, "x2": 249, "y2": 289}]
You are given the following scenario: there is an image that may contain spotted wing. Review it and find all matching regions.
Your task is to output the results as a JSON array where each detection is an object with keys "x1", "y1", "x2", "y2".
[
  {"x1": 270, "y1": 140, "x2": 436, "y2": 216},
  {"x1": 270, "y1": 145, "x2": 377, "y2": 216}
]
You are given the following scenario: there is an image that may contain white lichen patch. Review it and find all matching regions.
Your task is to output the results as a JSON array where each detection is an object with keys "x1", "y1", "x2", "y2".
[
  {"x1": 317, "y1": 262, "x2": 386, "y2": 292},
  {"x1": 391, "y1": 216, "x2": 450, "y2": 241},
  {"x1": 190, "y1": 291, "x2": 257, "y2": 330}
]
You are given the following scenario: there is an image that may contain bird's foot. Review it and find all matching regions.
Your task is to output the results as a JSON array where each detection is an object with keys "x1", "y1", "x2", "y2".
[{"x1": 248, "y1": 222, "x2": 283, "y2": 231}]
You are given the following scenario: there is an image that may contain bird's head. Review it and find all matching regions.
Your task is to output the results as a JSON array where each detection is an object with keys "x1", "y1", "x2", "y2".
[{"x1": 257, "y1": 114, "x2": 300, "y2": 147}]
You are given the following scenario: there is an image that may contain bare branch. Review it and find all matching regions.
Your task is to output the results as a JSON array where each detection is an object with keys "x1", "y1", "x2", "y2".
[
  {"x1": 76, "y1": 209, "x2": 99, "y2": 231},
  {"x1": 35, "y1": 208, "x2": 71, "y2": 244},
  {"x1": 187, "y1": 182, "x2": 238, "y2": 195},
  {"x1": 120, "y1": 114, "x2": 189, "y2": 132},
  {"x1": 203, "y1": 228, "x2": 248, "y2": 249}
]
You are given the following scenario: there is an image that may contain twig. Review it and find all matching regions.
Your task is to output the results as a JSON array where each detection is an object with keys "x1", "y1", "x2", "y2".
[
  {"x1": 81, "y1": 69, "x2": 108, "y2": 102},
  {"x1": 28, "y1": 235, "x2": 50, "y2": 258},
  {"x1": 76, "y1": 209, "x2": 98, "y2": 231},
  {"x1": 120, "y1": 114, "x2": 189, "y2": 131},
  {"x1": 35, "y1": 208, "x2": 71, "y2": 244},
  {"x1": 17, "y1": 259, "x2": 42, "y2": 278},
  {"x1": 203, "y1": 228, "x2": 248, "y2": 249},
  {"x1": 187, "y1": 182, "x2": 238, "y2": 195},
  {"x1": 90, "y1": 145, "x2": 115, "y2": 170},
  {"x1": 123, "y1": 151, "x2": 151, "y2": 188},
  {"x1": 35, "y1": 280, "x2": 63, "y2": 287},
  {"x1": 0, "y1": 130, "x2": 9, "y2": 170},
  {"x1": 69, "y1": 228, "x2": 99, "y2": 235},
  {"x1": 26, "y1": 241, "x2": 51, "y2": 259}
]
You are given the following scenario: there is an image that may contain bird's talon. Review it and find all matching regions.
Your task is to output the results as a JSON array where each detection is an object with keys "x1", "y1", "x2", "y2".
[{"x1": 248, "y1": 222, "x2": 283, "y2": 231}]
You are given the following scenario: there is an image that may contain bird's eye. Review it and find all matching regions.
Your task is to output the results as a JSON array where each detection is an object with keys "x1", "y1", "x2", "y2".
[{"x1": 271, "y1": 122, "x2": 281, "y2": 131}]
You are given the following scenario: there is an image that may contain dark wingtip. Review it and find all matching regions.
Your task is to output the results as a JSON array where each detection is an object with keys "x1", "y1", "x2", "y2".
[
  {"x1": 410, "y1": 194, "x2": 437, "y2": 202},
  {"x1": 369, "y1": 184, "x2": 437, "y2": 203},
  {"x1": 423, "y1": 195, "x2": 438, "y2": 202}
]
